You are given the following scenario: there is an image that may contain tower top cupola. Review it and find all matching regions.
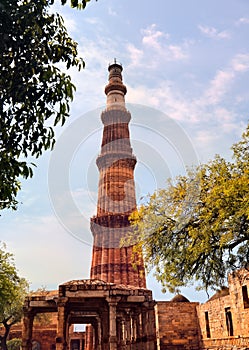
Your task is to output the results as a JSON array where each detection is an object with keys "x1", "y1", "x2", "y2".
[{"x1": 104, "y1": 59, "x2": 127, "y2": 110}]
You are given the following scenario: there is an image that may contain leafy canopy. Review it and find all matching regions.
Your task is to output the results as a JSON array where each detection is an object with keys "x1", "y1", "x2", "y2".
[
  {"x1": 0, "y1": 0, "x2": 85, "y2": 211},
  {"x1": 0, "y1": 243, "x2": 29, "y2": 350},
  {"x1": 130, "y1": 126, "x2": 249, "y2": 293}
]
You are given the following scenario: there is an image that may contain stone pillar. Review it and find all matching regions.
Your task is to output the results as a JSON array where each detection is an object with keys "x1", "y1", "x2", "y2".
[
  {"x1": 92, "y1": 326, "x2": 96, "y2": 349},
  {"x1": 122, "y1": 319, "x2": 126, "y2": 343},
  {"x1": 147, "y1": 302, "x2": 156, "y2": 350},
  {"x1": 109, "y1": 302, "x2": 118, "y2": 350},
  {"x1": 125, "y1": 311, "x2": 131, "y2": 350},
  {"x1": 131, "y1": 314, "x2": 137, "y2": 342},
  {"x1": 97, "y1": 317, "x2": 102, "y2": 350},
  {"x1": 117, "y1": 318, "x2": 126, "y2": 349},
  {"x1": 100, "y1": 308, "x2": 109, "y2": 350},
  {"x1": 56, "y1": 300, "x2": 67, "y2": 350},
  {"x1": 136, "y1": 312, "x2": 144, "y2": 350},
  {"x1": 136, "y1": 312, "x2": 141, "y2": 340},
  {"x1": 141, "y1": 307, "x2": 148, "y2": 339},
  {"x1": 21, "y1": 309, "x2": 34, "y2": 350},
  {"x1": 85, "y1": 325, "x2": 94, "y2": 350}
]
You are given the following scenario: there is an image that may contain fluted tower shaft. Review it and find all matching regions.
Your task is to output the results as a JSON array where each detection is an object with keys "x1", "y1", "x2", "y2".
[{"x1": 90, "y1": 62, "x2": 146, "y2": 288}]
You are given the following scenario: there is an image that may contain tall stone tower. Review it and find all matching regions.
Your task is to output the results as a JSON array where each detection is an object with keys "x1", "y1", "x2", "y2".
[{"x1": 90, "y1": 61, "x2": 146, "y2": 288}]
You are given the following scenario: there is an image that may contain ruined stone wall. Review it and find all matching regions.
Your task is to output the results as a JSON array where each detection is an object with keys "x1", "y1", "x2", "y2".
[
  {"x1": 9, "y1": 323, "x2": 85, "y2": 350},
  {"x1": 6, "y1": 323, "x2": 56, "y2": 349},
  {"x1": 3, "y1": 312, "x2": 58, "y2": 349},
  {"x1": 197, "y1": 269, "x2": 249, "y2": 349},
  {"x1": 155, "y1": 301, "x2": 200, "y2": 350},
  {"x1": 32, "y1": 328, "x2": 57, "y2": 349},
  {"x1": 197, "y1": 293, "x2": 231, "y2": 340}
]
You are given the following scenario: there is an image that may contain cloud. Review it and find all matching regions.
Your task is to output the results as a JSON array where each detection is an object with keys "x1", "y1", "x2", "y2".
[
  {"x1": 84, "y1": 17, "x2": 100, "y2": 25},
  {"x1": 213, "y1": 107, "x2": 244, "y2": 133},
  {"x1": 195, "y1": 129, "x2": 218, "y2": 146},
  {"x1": 126, "y1": 24, "x2": 189, "y2": 71},
  {"x1": 71, "y1": 188, "x2": 97, "y2": 218},
  {"x1": 126, "y1": 43, "x2": 144, "y2": 68},
  {"x1": 168, "y1": 45, "x2": 188, "y2": 60},
  {"x1": 236, "y1": 17, "x2": 249, "y2": 25},
  {"x1": 142, "y1": 24, "x2": 169, "y2": 49},
  {"x1": 231, "y1": 54, "x2": 249, "y2": 72},
  {"x1": 108, "y1": 7, "x2": 117, "y2": 16},
  {"x1": 202, "y1": 70, "x2": 235, "y2": 105},
  {"x1": 198, "y1": 25, "x2": 230, "y2": 39},
  {"x1": 125, "y1": 48, "x2": 247, "y2": 163},
  {"x1": 127, "y1": 84, "x2": 162, "y2": 107},
  {"x1": 127, "y1": 81, "x2": 199, "y2": 124},
  {"x1": 198, "y1": 53, "x2": 249, "y2": 106},
  {"x1": 140, "y1": 24, "x2": 188, "y2": 62}
]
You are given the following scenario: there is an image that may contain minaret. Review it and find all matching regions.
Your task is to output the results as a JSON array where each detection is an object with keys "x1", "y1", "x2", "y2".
[{"x1": 90, "y1": 61, "x2": 146, "y2": 288}]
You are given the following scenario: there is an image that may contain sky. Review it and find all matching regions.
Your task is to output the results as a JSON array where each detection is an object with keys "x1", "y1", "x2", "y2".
[{"x1": 1, "y1": 0, "x2": 249, "y2": 303}]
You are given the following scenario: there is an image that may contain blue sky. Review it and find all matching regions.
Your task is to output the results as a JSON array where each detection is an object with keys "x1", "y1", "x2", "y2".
[{"x1": 1, "y1": 0, "x2": 249, "y2": 302}]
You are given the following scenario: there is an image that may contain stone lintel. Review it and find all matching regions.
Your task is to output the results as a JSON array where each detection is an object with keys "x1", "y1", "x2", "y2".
[
  {"x1": 66, "y1": 290, "x2": 110, "y2": 298},
  {"x1": 109, "y1": 289, "x2": 131, "y2": 297},
  {"x1": 29, "y1": 300, "x2": 55, "y2": 308},
  {"x1": 126, "y1": 296, "x2": 145, "y2": 303},
  {"x1": 70, "y1": 311, "x2": 99, "y2": 317}
]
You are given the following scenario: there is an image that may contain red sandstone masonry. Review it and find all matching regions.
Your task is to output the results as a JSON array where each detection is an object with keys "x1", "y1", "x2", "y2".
[
  {"x1": 156, "y1": 301, "x2": 200, "y2": 350},
  {"x1": 90, "y1": 62, "x2": 146, "y2": 288},
  {"x1": 197, "y1": 269, "x2": 249, "y2": 349}
]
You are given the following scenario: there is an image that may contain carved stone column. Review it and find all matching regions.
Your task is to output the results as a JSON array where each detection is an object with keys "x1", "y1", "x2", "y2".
[
  {"x1": 109, "y1": 301, "x2": 118, "y2": 350},
  {"x1": 21, "y1": 309, "x2": 34, "y2": 350},
  {"x1": 141, "y1": 307, "x2": 148, "y2": 341},
  {"x1": 131, "y1": 314, "x2": 137, "y2": 342},
  {"x1": 136, "y1": 312, "x2": 144, "y2": 350},
  {"x1": 125, "y1": 311, "x2": 131, "y2": 350},
  {"x1": 117, "y1": 317, "x2": 126, "y2": 349},
  {"x1": 94, "y1": 305, "x2": 108, "y2": 350},
  {"x1": 136, "y1": 312, "x2": 141, "y2": 340},
  {"x1": 146, "y1": 302, "x2": 156, "y2": 350},
  {"x1": 97, "y1": 316, "x2": 102, "y2": 350},
  {"x1": 56, "y1": 299, "x2": 67, "y2": 350},
  {"x1": 85, "y1": 325, "x2": 94, "y2": 350}
]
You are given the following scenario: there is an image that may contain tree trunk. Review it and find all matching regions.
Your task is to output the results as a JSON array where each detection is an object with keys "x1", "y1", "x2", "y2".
[
  {"x1": 1, "y1": 323, "x2": 10, "y2": 350},
  {"x1": 1, "y1": 335, "x2": 8, "y2": 350}
]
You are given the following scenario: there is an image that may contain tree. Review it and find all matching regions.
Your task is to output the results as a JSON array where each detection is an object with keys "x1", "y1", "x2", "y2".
[
  {"x1": 0, "y1": 0, "x2": 86, "y2": 211},
  {"x1": 6, "y1": 338, "x2": 22, "y2": 350},
  {"x1": 129, "y1": 126, "x2": 249, "y2": 293},
  {"x1": 0, "y1": 243, "x2": 29, "y2": 350}
]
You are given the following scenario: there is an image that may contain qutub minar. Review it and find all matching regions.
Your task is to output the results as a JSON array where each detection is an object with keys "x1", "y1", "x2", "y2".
[
  {"x1": 90, "y1": 60, "x2": 146, "y2": 288},
  {"x1": 18, "y1": 62, "x2": 249, "y2": 350}
]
